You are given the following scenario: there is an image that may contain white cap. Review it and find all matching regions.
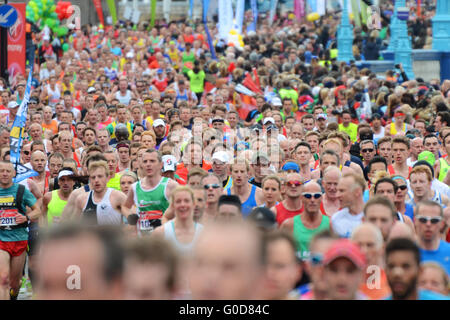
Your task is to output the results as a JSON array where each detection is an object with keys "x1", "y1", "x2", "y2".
[
  {"x1": 162, "y1": 155, "x2": 177, "y2": 172},
  {"x1": 43, "y1": 35, "x2": 50, "y2": 41},
  {"x1": 263, "y1": 117, "x2": 275, "y2": 125},
  {"x1": 87, "y1": 87, "x2": 96, "y2": 94},
  {"x1": 272, "y1": 97, "x2": 282, "y2": 106},
  {"x1": 7, "y1": 101, "x2": 19, "y2": 109},
  {"x1": 316, "y1": 113, "x2": 327, "y2": 120},
  {"x1": 58, "y1": 170, "x2": 75, "y2": 179},
  {"x1": 211, "y1": 151, "x2": 230, "y2": 164},
  {"x1": 153, "y1": 119, "x2": 165, "y2": 127},
  {"x1": 126, "y1": 51, "x2": 134, "y2": 59}
]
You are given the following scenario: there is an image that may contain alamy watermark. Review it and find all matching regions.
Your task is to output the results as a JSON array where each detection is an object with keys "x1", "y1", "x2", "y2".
[{"x1": 66, "y1": 265, "x2": 81, "y2": 290}]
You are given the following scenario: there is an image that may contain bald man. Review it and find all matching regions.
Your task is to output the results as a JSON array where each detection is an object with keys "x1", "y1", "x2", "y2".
[
  {"x1": 407, "y1": 137, "x2": 423, "y2": 167},
  {"x1": 281, "y1": 181, "x2": 331, "y2": 260},
  {"x1": 351, "y1": 223, "x2": 392, "y2": 300},
  {"x1": 387, "y1": 221, "x2": 416, "y2": 242},
  {"x1": 321, "y1": 166, "x2": 342, "y2": 216},
  {"x1": 28, "y1": 150, "x2": 48, "y2": 196},
  {"x1": 188, "y1": 221, "x2": 267, "y2": 300}
]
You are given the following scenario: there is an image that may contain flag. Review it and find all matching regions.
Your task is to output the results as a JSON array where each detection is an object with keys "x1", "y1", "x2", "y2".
[
  {"x1": 151, "y1": 0, "x2": 157, "y2": 28},
  {"x1": 93, "y1": 0, "x2": 105, "y2": 26},
  {"x1": 248, "y1": 0, "x2": 258, "y2": 32},
  {"x1": 189, "y1": 0, "x2": 194, "y2": 20},
  {"x1": 106, "y1": 0, "x2": 117, "y2": 24},
  {"x1": 269, "y1": 0, "x2": 278, "y2": 25},
  {"x1": 9, "y1": 67, "x2": 38, "y2": 183},
  {"x1": 203, "y1": 0, "x2": 217, "y2": 60}
]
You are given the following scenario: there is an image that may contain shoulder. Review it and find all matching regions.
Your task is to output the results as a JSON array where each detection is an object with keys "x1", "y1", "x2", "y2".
[{"x1": 43, "y1": 191, "x2": 53, "y2": 204}]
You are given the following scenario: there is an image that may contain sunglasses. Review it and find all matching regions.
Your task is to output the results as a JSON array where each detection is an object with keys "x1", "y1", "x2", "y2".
[
  {"x1": 302, "y1": 192, "x2": 322, "y2": 199},
  {"x1": 361, "y1": 148, "x2": 374, "y2": 153},
  {"x1": 286, "y1": 180, "x2": 302, "y2": 187},
  {"x1": 397, "y1": 185, "x2": 408, "y2": 191},
  {"x1": 203, "y1": 183, "x2": 221, "y2": 190},
  {"x1": 417, "y1": 216, "x2": 442, "y2": 224},
  {"x1": 23, "y1": 151, "x2": 30, "y2": 155}
]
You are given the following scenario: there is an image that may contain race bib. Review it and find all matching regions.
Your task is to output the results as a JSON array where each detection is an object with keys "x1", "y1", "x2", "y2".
[
  {"x1": 138, "y1": 210, "x2": 163, "y2": 231},
  {"x1": 0, "y1": 209, "x2": 18, "y2": 227}
]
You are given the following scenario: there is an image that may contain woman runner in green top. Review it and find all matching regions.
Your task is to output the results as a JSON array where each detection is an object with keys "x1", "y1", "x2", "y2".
[{"x1": 182, "y1": 42, "x2": 196, "y2": 74}]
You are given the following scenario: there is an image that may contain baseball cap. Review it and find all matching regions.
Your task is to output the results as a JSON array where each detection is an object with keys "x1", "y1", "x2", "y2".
[
  {"x1": 250, "y1": 123, "x2": 263, "y2": 133},
  {"x1": 153, "y1": 119, "x2": 165, "y2": 127},
  {"x1": 266, "y1": 124, "x2": 278, "y2": 132},
  {"x1": 317, "y1": 113, "x2": 327, "y2": 120},
  {"x1": 157, "y1": 69, "x2": 164, "y2": 74},
  {"x1": 126, "y1": 51, "x2": 134, "y2": 59},
  {"x1": 29, "y1": 96, "x2": 39, "y2": 104},
  {"x1": 58, "y1": 169, "x2": 75, "y2": 180},
  {"x1": 323, "y1": 239, "x2": 366, "y2": 269},
  {"x1": 7, "y1": 101, "x2": 19, "y2": 109},
  {"x1": 251, "y1": 152, "x2": 270, "y2": 164},
  {"x1": 211, "y1": 151, "x2": 230, "y2": 164},
  {"x1": 417, "y1": 151, "x2": 436, "y2": 168},
  {"x1": 162, "y1": 155, "x2": 177, "y2": 172},
  {"x1": 87, "y1": 87, "x2": 96, "y2": 94},
  {"x1": 281, "y1": 161, "x2": 300, "y2": 173},
  {"x1": 248, "y1": 207, "x2": 277, "y2": 230},
  {"x1": 263, "y1": 117, "x2": 275, "y2": 125}
]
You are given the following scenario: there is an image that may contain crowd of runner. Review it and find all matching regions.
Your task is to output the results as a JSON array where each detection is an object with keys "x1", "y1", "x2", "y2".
[{"x1": 0, "y1": 3, "x2": 449, "y2": 300}]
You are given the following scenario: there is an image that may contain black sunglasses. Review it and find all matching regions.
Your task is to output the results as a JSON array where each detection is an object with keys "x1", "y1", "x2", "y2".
[
  {"x1": 397, "y1": 185, "x2": 408, "y2": 191},
  {"x1": 361, "y1": 148, "x2": 374, "y2": 153}
]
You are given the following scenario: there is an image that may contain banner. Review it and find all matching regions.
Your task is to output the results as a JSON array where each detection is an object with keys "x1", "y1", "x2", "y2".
[
  {"x1": 203, "y1": 0, "x2": 217, "y2": 60},
  {"x1": 9, "y1": 67, "x2": 38, "y2": 183},
  {"x1": 163, "y1": 0, "x2": 171, "y2": 22},
  {"x1": 7, "y1": 3, "x2": 26, "y2": 88},
  {"x1": 234, "y1": 0, "x2": 245, "y2": 33},
  {"x1": 248, "y1": 0, "x2": 258, "y2": 32},
  {"x1": 106, "y1": 0, "x2": 117, "y2": 24},
  {"x1": 360, "y1": 0, "x2": 368, "y2": 25},
  {"x1": 151, "y1": 0, "x2": 157, "y2": 28},
  {"x1": 307, "y1": 0, "x2": 317, "y2": 12},
  {"x1": 93, "y1": 0, "x2": 105, "y2": 26},
  {"x1": 351, "y1": 0, "x2": 361, "y2": 27},
  {"x1": 269, "y1": 0, "x2": 278, "y2": 25},
  {"x1": 294, "y1": 0, "x2": 301, "y2": 20},
  {"x1": 218, "y1": 0, "x2": 233, "y2": 40},
  {"x1": 317, "y1": 0, "x2": 326, "y2": 15},
  {"x1": 189, "y1": 0, "x2": 194, "y2": 20}
]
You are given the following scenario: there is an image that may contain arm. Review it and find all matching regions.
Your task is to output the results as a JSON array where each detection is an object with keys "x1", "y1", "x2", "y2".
[
  {"x1": 255, "y1": 188, "x2": 265, "y2": 206},
  {"x1": 165, "y1": 179, "x2": 179, "y2": 199},
  {"x1": 161, "y1": 201, "x2": 175, "y2": 224},
  {"x1": 61, "y1": 188, "x2": 83, "y2": 221},
  {"x1": 41, "y1": 192, "x2": 51, "y2": 227},
  {"x1": 112, "y1": 190, "x2": 128, "y2": 216},
  {"x1": 280, "y1": 218, "x2": 294, "y2": 233},
  {"x1": 434, "y1": 160, "x2": 441, "y2": 179}
]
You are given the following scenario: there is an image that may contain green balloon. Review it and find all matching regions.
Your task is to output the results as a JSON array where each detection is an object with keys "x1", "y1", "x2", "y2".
[
  {"x1": 62, "y1": 43, "x2": 69, "y2": 52},
  {"x1": 57, "y1": 26, "x2": 68, "y2": 37}
]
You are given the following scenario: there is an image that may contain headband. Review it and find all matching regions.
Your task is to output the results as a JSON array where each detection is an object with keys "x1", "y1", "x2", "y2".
[
  {"x1": 392, "y1": 175, "x2": 407, "y2": 183},
  {"x1": 116, "y1": 143, "x2": 130, "y2": 150}
]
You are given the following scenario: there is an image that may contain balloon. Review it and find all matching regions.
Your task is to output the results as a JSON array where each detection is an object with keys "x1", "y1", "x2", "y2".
[
  {"x1": 57, "y1": 26, "x2": 68, "y2": 37},
  {"x1": 62, "y1": 43, "x2": 69, "y2": 52},
  {"x1": 307, "y1": 12, "x2": 320, "y2": 22}
]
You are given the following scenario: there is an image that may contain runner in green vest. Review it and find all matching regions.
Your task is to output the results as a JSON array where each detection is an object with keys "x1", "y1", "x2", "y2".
[
  {"x1": 187, "y1": 61, "x2": 205, "y2": 101},
  {"x1": 124, "y1": 149, "x2": 178, "y2": 236},
  {"x1": 42, "y1": 168, "x2": 76, "y2": 226},
  {"x1": 280, "y1": 181, "x2": 331, "y2": 260},
  {"x1": 182, "y1": 42, "x2": 196, "y2": 74}
]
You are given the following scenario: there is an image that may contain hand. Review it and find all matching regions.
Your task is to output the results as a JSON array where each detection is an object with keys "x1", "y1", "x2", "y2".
[{"x1": 15, "y1": 214, "x2": 27, "y2": 224}]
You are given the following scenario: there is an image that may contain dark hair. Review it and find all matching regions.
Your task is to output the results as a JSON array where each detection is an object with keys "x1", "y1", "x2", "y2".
[
  {"x1": 413, "y1": 160, "x2": 435, "y2": 177},
  {"x1": 374, "y1": 177, "x2": 398, "y2": 194},
  {"x1": 385, "y1": 238, "x2": 421, "y2": 267},
  {"x1": 423, "y1": 134, "x2": 438, "y2": 145},
  {"x1": 294, "y1": 141, "x2": 312, "y2": 153},
  {"x1": 218, "y1": 195, "x2": 242, "y2": 212},
  {"x1": 364, "y1": 195, "x2": 397, "y2": 219},
  {"x1": 437, "y1": 111, "x2": 450, "y2": 127},
  {"x1": 367, "y1": 156, "x2": 387, "y2": 172}
]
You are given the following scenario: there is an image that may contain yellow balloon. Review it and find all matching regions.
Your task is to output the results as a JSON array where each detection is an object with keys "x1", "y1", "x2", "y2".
[
  {"x1": 229, "y1": 29, "x2": 237, "y2": 35},
  {"x1": 307, "y1": 12, "x2": 320, "y2": 22},
  {"x1": 349, "y1": 13, "x2": 354, "y2": 20},
  {"x1": 288, "y1": 13, "x2": 295, "y2": 20}
]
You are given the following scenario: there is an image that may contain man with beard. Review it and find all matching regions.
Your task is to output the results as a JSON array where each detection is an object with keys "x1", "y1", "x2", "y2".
[
  {"x1": 385, "y1": 238, "x2": 449, "y2": 300},
  {"x1": 152, "y1": 119, "x2": 167, "y2": 150}
]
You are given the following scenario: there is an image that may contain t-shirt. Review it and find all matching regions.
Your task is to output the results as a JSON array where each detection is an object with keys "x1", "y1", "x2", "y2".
[
  {"x1": 420, "y1": 240, "x2": 450, "y2": 275},
  {"x1": 339, "y1": 122, "x2": 358, "y2": 143},
  {"x1": 331, "y1": 207, "x2": 364, "y2": 238},
  {"x1": 0, "y1": 184, "x2": 37, "y2": 242}
]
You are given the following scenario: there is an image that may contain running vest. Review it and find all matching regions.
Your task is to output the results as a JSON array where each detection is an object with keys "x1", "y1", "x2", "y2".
[
  {"x1": 0, "y1": 184, "x2": 27, "y2": 230},
  {"x1": 47, "y1": 190, "x2": 67, "y2": 226},
  {"x1": 164, "y1": 221, "x2": 203, "y2": 254},
  {"x1": 226, "y1": 184, "x2": 258, "y2": 217},
  {"x1": 46, "y1": 84, "x2": 61, "y2": 107},
  {"x1": 438, "y1": 158, "x2": 450, "y2": 182},
  {"x1": 387, "y1": 165, "x2": 412, "y2": 176},
  {"x1": 115, "y1": 90, "x2": 132, "y2": 105},
  {"x1": 134, "y1": 177, "x2": 170, "y2": 233},
  {"x1": 390, "y1": 122, "x2": 406, "y2": 135},
  {"x1": 293, "y1": 214, "x2": 330, "y2": 259},
  {"x1": 82, "y1": 188, "x2": 122, "y2": 226}
]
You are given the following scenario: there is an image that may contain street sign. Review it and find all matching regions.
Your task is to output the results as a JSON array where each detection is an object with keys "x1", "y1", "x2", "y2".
[{"x1": 0, "y1": 4, "x2": 18, "y2": 28}]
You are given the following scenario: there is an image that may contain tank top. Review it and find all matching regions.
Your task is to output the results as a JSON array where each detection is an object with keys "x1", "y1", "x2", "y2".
[
  {"x1": 133, "y1": 178, "x2": 170, "y2": 233},
  {"x1": 390, "y1": 122, "x2": 406, "y2": 135},
  {"x1": 46, "y1": 84, "x2": 61, "y2": 107},
  {"x1": 164, "y1": 221, "x2": 203, "y2": 254},
  {"x1": 226, "y1": 184, "x2": 258, "y2": 217},
  {"x1": 82, "y1": 188, "x2": 122, "y2": 226},
  {"x1": 387, "y1": 165, "x2": 412, "y2": 176},
  {"x1": 293, "y1": 214, "x2": 330, "y2": 260},
  {"x1": 438, "y1": 158, "x2": 450, "y2": 182},
  {"x1": 47, "y1": 190, "x2": 67, "y2": 226},
  {"x1": 115, "y1": 90, "x2": 132, "y2": 105},
  {"x1": 396, "y1": 212, "x2": 405, "y2": 223},
  {"x1": 275, "y1": 202, "x2": 304, "y2": 226}
]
